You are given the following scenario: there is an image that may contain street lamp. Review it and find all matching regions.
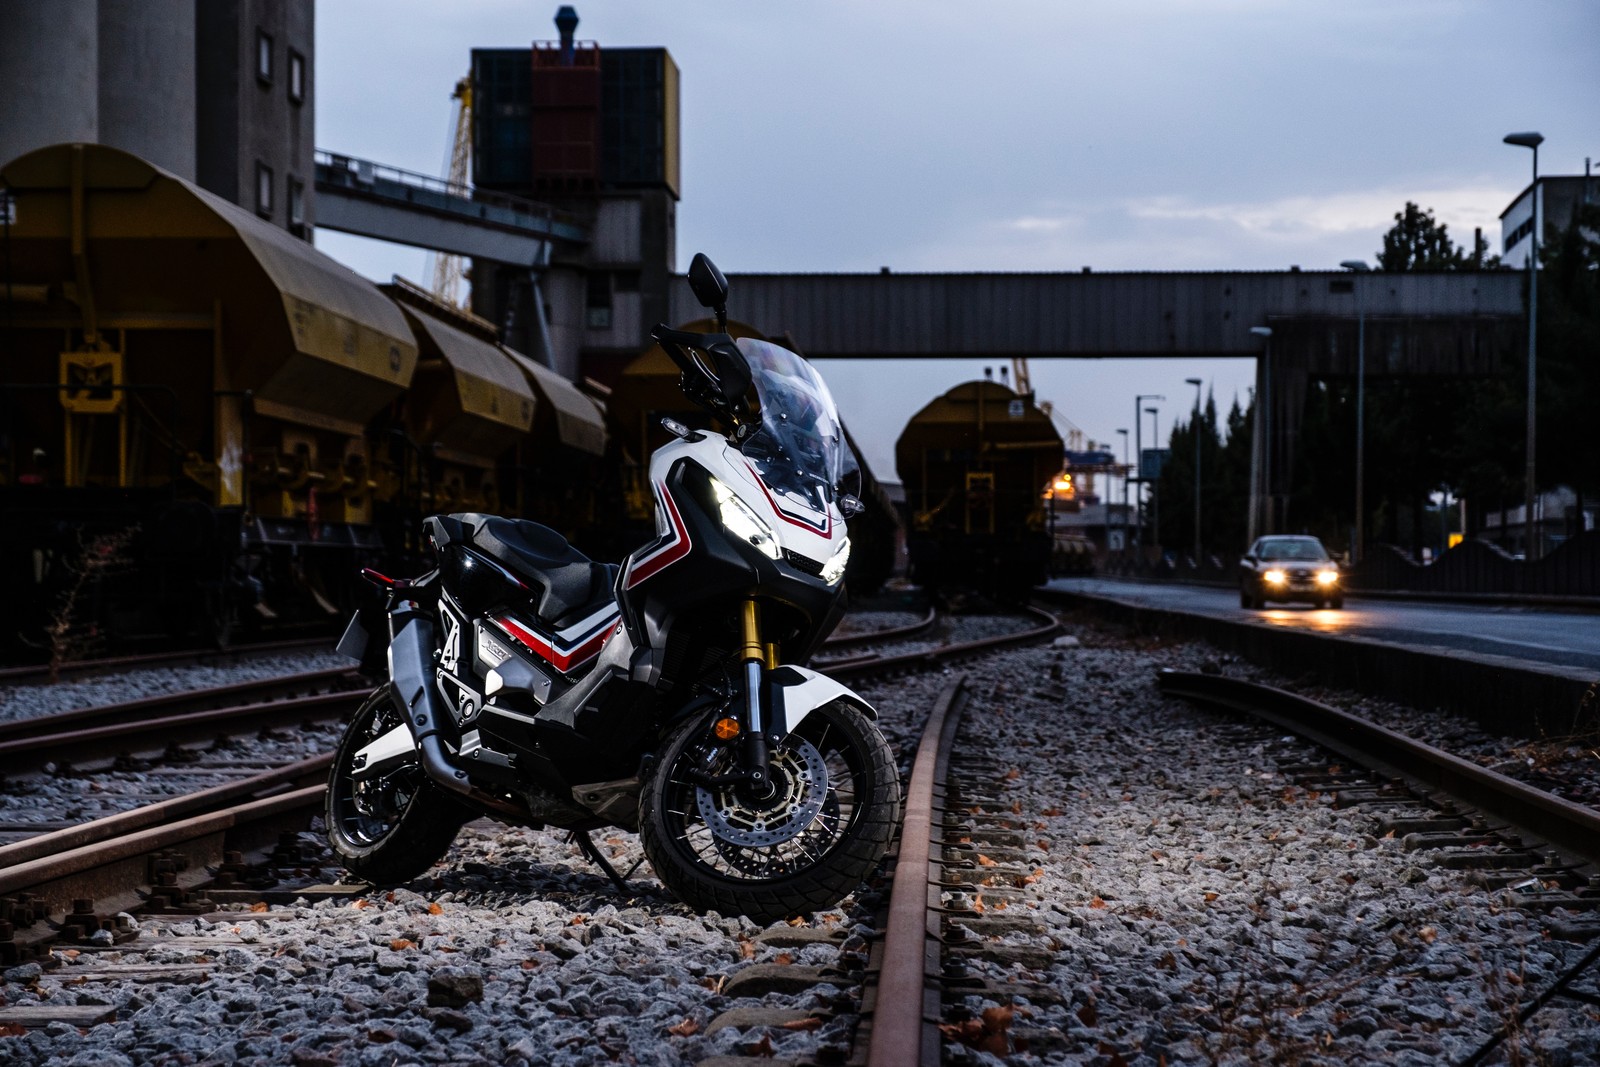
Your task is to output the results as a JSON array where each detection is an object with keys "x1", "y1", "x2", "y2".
[
  {"x1": 1340, "y1": 259, "x2": 1370, "y2": 564},
  {"x1": 1146, "y1": 405, "x2": 1161, "y2": 552},
  {"x1": 1116, "y1": 427, "x2": 1129, "y2": 556},
  {"x1": 1133, "y1": 394, "x2": 1164, "y2": 554},
  {"x1": 1249, "y1": 326, "x2": 1273, "y2": 539},
  {"x1": 1504, "y1": 130, "x2": 1543, "y2": 559},
  {"x1": 1186, "y1": 377, "x2": 1203, "y2": 566}
]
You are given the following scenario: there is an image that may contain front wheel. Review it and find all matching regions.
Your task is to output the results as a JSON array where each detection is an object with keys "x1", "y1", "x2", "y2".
[
  {"x1": 325, "y1": 689, "x2": 469, "y2": 884},
  {"x1": 639, "y1": 700, "x2": 900, "y2": 925}
]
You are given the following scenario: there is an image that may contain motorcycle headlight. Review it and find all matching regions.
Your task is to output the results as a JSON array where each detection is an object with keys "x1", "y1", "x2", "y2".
[
  {"x1": 820, "y1": 537, "x2": 851, "y2": 586},
  {"x1": 710, "y1": 477, "x2": 782, "y2": 559},
  {"x1": 1263, "y1": 569, "x2": 1287, "y2": 585}
]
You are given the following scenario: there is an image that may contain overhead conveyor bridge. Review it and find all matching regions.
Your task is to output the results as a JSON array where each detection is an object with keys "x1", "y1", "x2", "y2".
[{"x1": 313, "y1": 150, "x2": 589, "y2": 265}]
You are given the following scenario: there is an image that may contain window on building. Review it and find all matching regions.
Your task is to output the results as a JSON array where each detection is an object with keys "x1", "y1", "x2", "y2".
[
  {"x1": 585, "y1": 272, "x2": 613, "y2": 329},
  {"x1": 256, "y1": 163, "x2": 274, "y2": 218},
  {"x1": 288, "y1": 49, "x2": 305, "y2": 103},
  {"x1": 287, "y1": 177, "x2": 305, "y2": 236},
  {"x1": 257, "y1": 31, "x2": 273, "y2": 83}
]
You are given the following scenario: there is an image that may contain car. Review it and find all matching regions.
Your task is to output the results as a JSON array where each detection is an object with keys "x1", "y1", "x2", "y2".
[{"x1": 1239, "y1": 535, "x2": 1343, "y2": 610}]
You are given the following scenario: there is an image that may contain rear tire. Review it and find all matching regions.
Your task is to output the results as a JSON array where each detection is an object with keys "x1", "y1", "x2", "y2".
[
  {"x1": 325, "y1": 689, "x2": 468, "y2": 885},
  {"x1": 640, "y1": 699, "x2": 899, "y2": 925},
  {"x1": 1330, "y1": 595, "x2": 1344, "y2": 610}
]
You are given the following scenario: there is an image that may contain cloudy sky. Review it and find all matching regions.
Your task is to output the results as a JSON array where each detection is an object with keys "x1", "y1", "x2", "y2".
[{"x1": 314, "y1": 0, "x2": 1599, "y2": 486}]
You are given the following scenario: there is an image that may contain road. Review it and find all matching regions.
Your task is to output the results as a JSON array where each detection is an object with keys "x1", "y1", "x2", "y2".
[{"x1": 1043, "y1": 577, "x2": 1600, "y2": 676}]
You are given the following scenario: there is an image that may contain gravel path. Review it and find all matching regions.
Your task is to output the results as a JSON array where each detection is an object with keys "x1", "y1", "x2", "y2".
[{"x1": 3, "y1": 609, "x2": 1596, "y2": 1065}]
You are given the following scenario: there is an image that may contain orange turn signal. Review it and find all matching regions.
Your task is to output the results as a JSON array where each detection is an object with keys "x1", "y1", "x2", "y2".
[{"x1": 713, "y1": 717, "x2": 741, "y2": 740}]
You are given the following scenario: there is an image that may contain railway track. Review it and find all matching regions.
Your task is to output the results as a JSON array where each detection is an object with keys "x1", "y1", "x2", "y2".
[
  {"x1": 0, "y1": 637, "x2": 339, "y2": 688},
  {"x1": 0, "y1": 667, "x2": 364, "y2": 775},
  {"x1": 0, "y1": 609, "x2": 1057, "y2": 981},
  {"x1": 852, "y1": 655, "x2": 1600, "y2": 1065},
  {"x1": 7, "y1": 607, "x2": 1599, "y2": 1061}
]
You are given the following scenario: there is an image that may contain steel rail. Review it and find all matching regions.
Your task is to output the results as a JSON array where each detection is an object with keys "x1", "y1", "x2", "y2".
[
  {"x1": 866, "y1": 677, "x2": 967, "y2": 1067},
  {"x1": 829, "y1": 606, "x2": 1060, "y2": 681},
  {"x1": 0, "y1": 666, "x2": 360, "y2": 745},
  {"x1": 0, "y1": 754, "x2": 333, "y2": 869},
  {"x1": 0, "y1": 784, "x2": 325, "y2": 912},
  {"x1": 0, "y1": 637, "x2": 339, "y2": 687},
  {"x1": 0, "y1": 690, "x2": 364, "y2": 773},
  {"x1": 821, "y1": 607, "x2": 938, "y2": 651},
  {"x1": 1157, "y1": 670, "x2": 1600, "y2": 864}
]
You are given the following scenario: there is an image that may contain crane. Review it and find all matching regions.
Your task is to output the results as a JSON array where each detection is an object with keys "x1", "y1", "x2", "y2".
[{"x1": 427, "y1": 77, "x2": 473, "y2": 308}]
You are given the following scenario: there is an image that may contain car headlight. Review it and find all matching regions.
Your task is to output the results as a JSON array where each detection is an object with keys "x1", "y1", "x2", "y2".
[
  {"x1": 710, "y1": 477, "x2": 782, "y2": 559},
  {"x1": 820, "y1": 537, "x2": 851, "y2": 586},
  {"x1": 1263, "y1": 569, "x2": 1287, "y2": 585},
  {"x1": 1315, "y1": 569, "x2": 1339, "y2": 586}
]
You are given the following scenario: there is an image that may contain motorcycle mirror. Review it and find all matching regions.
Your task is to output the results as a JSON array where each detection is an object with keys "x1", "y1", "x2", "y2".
[
  {"x1": 839, "y1": 494, "x2": 866, "y2": 518},
  {"x1": 688, "y1": 253, "x2": 729, "y2": 328}
]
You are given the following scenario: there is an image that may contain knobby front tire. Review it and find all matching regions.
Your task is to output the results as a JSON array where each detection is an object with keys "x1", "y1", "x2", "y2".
[{"x1": 639, "y1": 699, "x2": 900, "y2": 925}]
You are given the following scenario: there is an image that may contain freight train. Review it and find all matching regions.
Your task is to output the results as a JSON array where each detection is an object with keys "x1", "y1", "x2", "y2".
[
  {"x1": 0, "y1": 143, "x2": 893, "y2": 659},
  {"x1": 896, "y1": 378, "x2": 1065, "y2": 600}
]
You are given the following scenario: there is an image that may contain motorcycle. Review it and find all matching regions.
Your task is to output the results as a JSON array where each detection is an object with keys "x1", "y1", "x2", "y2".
[{"x1": 325, "y1": 254, "x2": 900, "y2": 923}]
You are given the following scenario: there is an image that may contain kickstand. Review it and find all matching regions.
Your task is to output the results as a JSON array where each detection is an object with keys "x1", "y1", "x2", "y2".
[{"x1": 570, "y1": 831, "x2": 631, "y2": 895}]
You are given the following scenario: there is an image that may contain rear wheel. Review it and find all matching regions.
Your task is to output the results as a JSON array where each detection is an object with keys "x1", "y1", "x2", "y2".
[
  {"x1": 325, "y1": 689, "x2": 468, "y2": 884},
  {"x1": 1330, "y1": 594, "x2": 1344, "y2": 610},
  {"x1": 640, "y1": 699, "x2": 899, "y2": 925}
]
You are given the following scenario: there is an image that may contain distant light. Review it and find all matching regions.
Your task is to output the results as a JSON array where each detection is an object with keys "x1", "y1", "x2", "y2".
[{"x1": 1250, "y1": 326, "x2": 1272, "y2": 338}]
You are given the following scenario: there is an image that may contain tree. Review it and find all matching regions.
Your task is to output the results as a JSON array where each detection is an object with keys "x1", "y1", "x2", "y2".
[
  {"x1": 1377, "y1": 202, "x2": 1473, "y2": 271},
  {"x1": 1536, "y1": 201, "x2": 1600, "y2": 533}
]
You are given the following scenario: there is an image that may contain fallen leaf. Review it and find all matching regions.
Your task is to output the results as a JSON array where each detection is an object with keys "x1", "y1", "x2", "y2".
[
  {"x1": 1004, "y1": 767, "x2": 1021, "y2": 780},
  {"x1": 1041, "y1": 807, "x2": 1062, "y2": 817},
  {"x1": 666, "y1": 1017, "x2": 700, "y2": 1037},
  {"x1": 739, "y1": 938, "x2": 757, "y2": 959},
  {"x1": 436, "y1": 944, "x2": 458, "y2": 953},
  {"x1": 1150, "y1": 850, "x2": 1167, "y2": 860},
  {"x1": 385, "y1": 892, "x2": 396, "y2": 903},
  {"x1": 786, "y1": 916, "x2": 806, "y2": 927},
  {"x1": 993, "y1": 898, "x2": 1009, "y2": 911},
  {"x1": 1203, "y1": 892, "x2": 1218, "y2": 902},
  {"x1": 520, "y1": 960, "x2": 537, "y2": 970},
  {"x1": 746, "y1": 1033, "x2": 776, "y2": 1057},
  {"x1": 428, "y1": 902, "x2": 444, "y2": 915},
  {"x1": 1021, "y1": 868, "x2": 1044, "y2": 885},
  {"x1": 774, "y1": 953, "x2": 794, "y2": 965},
  {"x1": 250, "y1": 902, "x2": 269, "y2": 914},
  {"x1": 1419, "y1": 926, "x2": 1438, "y2": 944},
  {"x1": 1156, "y1": 951, "x2": 1177, "y2": 971},
  {"x1": 1089, "y1": 897, "x2": 1106, "y2": 909},
  {"x1": 1077, "y1": 1001, "x2": 1098, "y2": 1027},
  {"x1": 1037, "y1": 839, "x2": 1051, "y2": 850},
  {"x1": 389, "y1": 939, "x2": 415, "y2": 951},
  {"x1": 971, "y1": 893, "x2": 987, "y2": 914},
  {"x1": 0, "y1": 1023, "x2": 26, "y2": 1037},
  {"x1": 353, "y1": 899, "x2": 370, "y2": 909},
  {"x1": 976, "y1": 854, "x2": 998, "y2": 868},
  {"x1": 1010, "y1": 800, "x2": 1023, "y2": 814},
  {"x1": 569, "y1": 915, "x2": 586, "y2": 926},
  {"x1": 780, "y1": 1017, "x2": 824, "y2": 1031}
]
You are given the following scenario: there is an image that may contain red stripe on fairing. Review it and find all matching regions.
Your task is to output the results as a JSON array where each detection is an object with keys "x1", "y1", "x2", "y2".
[
  {"x1": 743, "y1": 460, "x2": 831, "y2": 538},
  {"x1": 495, "y1": 615, "x2": 617, "y2": 673},
  {"x1": 624, "y1": 483, "x2": 693, "y2": 589}
]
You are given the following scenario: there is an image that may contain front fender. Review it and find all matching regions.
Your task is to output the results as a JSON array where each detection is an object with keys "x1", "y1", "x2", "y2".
[{"x1": 764, "y1": 665, "x2": 876, "y2": 737}]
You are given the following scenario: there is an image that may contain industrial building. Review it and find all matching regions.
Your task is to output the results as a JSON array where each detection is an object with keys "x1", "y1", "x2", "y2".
[
  {"x1": 0, "y1": 0, "x2": 316, "y2": 239},
  {"x1": 468, "y1": 7, "x2": 681, "y2": 383}
]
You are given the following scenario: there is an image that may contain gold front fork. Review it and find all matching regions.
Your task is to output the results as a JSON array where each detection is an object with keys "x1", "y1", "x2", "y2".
[{"x1": 738, "y1": 598, "x2": 774, "y2": 792}]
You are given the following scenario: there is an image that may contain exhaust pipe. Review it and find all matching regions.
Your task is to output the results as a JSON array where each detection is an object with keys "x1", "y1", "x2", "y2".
[{"x1": 387, "y1": 604, "x2": 475, "y2": 798}]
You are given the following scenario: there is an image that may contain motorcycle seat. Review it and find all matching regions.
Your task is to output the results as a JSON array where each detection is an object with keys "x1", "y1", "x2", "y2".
[{"x1": 466, "y1": 516, "x2": 617, "y2": 627}]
